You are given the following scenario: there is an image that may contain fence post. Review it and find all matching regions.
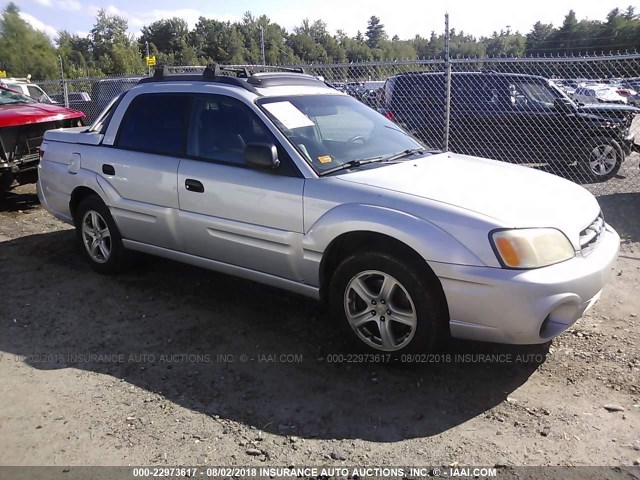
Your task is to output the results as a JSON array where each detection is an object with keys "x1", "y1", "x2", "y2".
[{"x1": 443, "y1": 13, "x2": 452, "y2": 152}]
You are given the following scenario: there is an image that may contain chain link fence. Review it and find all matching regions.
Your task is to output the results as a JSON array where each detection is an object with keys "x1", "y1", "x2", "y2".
[
  {"x1": 37, "y1": 73, "x2": 146, "y2": 125},
  {"x1": 304, "y1": 54, "x2": 640, "y2": 196},
  {"x1": 36, "y1": 54, "x2": 640, "y2": 196}
]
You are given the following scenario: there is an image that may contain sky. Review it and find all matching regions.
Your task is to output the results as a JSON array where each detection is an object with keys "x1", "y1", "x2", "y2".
[{"x1": 13, "y1": 0, "x2": 635, "y2": 43}]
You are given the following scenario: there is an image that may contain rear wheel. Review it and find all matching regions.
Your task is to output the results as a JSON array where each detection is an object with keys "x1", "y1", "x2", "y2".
[
  {"x1": 74, "y1": 195, "x2": 129, "y2": 274},
  {"x1": 329, "y1": 251, "x2": 447, "y2": 355}
]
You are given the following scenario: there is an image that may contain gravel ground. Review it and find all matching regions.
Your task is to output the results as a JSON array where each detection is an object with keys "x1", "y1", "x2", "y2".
[{"x1": 0, "y1": 182, "x2": 638, "y2": 469}]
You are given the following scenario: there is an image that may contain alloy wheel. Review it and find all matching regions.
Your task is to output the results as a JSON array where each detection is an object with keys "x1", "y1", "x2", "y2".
[
  {"x1": 81, "y1": 210, "x2": 112, "y2": 264},
  {"x1": 588, "y1": 144, "x2": 618, "y2": 177},
  {"x1": 344, "y1": 270, "x2": 418, "y2": 351}
]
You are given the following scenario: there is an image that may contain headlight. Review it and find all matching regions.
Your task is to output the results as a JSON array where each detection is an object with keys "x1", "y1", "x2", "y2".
[{"x1": 490, "y1": 228, "x2": 575, "y2": 269}]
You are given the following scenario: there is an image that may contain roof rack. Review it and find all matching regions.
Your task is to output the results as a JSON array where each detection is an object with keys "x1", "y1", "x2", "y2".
[{"x1": 138, "y1": 64, "x2": 312, "y2": 93}]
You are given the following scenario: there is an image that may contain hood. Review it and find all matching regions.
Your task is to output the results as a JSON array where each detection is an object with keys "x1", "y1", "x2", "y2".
[
  {"x1": 337, "y1": 152, "x2": 600, "y2": 248},
  {"x1": 576, "y1": 103, "x2": 640, "y2": 115},
  {"x1": 0, "y1": 102, "x2": 84, "y2": 128}
]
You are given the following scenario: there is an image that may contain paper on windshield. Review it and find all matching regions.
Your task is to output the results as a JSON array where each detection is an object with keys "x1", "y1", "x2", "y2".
[{"x1": 263, "y1": 101, "x2": 314, "y2": 129}]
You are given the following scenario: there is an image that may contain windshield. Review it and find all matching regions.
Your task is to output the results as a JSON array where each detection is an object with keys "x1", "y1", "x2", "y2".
[
  {"x1": 510, "y1": 80, "x2": 574, "y2": 109},
  {"x1": 0, "y1": 87, "x2": 36, "y2": 105},
  {"x1": 258, "y1": 94, "x2": 424, "y2": 174}
]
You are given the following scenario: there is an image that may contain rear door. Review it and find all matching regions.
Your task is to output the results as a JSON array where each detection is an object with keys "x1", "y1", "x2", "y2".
[
  {"x1": 390, "y1": 74, "x2": 444, "y2": 149},
  {"x1": 96, "y1": 93, "x2": 190, "y2": 250},
  {"x1": 177, "y1": 94, "x2": 305, "y2": 281}
]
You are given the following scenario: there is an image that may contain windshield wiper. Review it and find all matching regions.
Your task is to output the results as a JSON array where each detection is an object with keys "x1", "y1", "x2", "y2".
[
  {"x1": 380, "y1": 147, "x2": 428, "y2": 162},
  {"x1": 319, "y1": 156, "x2": 387, "y2": 176},
  {"x1": 319, "y1": 148, "x2": 427, "y2": 176}
]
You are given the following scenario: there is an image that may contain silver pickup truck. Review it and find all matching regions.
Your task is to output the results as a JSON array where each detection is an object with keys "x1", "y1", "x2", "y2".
[{"x1": 37, "y1": 66, "x2": 620, "y2": 356}]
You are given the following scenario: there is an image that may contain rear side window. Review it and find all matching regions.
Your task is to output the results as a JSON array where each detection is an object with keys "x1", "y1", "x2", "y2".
[
  {"x1": 27, "y1": 85, "x2": 44, "y2": 98},
  {"x1": 452, "y1": 75, "x2": 506, "y2": 110},
  {"x1": 116, "y1": 94, "x2": 190, "y2": 156},
  {"x1": 387, "y1": 74, "x2": 445, "y2": 115}
]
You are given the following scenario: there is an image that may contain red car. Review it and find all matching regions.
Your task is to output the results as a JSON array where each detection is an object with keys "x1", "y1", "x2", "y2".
[{"x1": 0, "y1": 86, "x2": 85, "y2": 192}]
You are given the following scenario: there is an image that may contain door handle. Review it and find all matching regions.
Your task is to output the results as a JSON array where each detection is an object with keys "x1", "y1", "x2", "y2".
[
  {"x1": 185, "y1": 179, "x2": 204, "y2": 193},
  {"x1": 102, "y1": 164, "x2": 115, "y2": 175}
]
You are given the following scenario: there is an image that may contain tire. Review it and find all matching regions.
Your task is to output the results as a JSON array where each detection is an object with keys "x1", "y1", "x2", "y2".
[
  {"x1": 74, "y1": 195, "x2": 128, "y2": 274},
  {"x1": 0, "y1": 172, "x2": 15, "y2": 196},
  {"x1": 328, "y1": 251, "x2": 448, "y2": 355},
  {"x1": 579, "y1": 138, "x2": 623, "y2": 181}
]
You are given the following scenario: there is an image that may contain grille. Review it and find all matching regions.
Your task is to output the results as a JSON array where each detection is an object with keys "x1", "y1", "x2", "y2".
[{"x1": 579, "y1": 212, "x2": 604, "y2": 255}]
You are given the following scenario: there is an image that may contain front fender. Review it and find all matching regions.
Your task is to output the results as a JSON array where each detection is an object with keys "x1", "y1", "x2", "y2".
[{"x1": 300, "y1": 203, "x2": 484, "y2": 286}]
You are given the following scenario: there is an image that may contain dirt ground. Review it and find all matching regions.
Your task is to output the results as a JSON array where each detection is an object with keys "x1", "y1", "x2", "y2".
[{"x1": 0, "y1": 181, "x2": 638, "y2": 470}]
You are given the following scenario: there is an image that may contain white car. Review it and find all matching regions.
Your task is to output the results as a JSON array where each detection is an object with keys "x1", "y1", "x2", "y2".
[
  {"x1": 37, "y1": 66, "x2": 620, "y2": 355},
  {"x1": 574, "y1": 85, "x2": 627, "y2": 104},
  {"x1": 0, "y1": 78, "x2": 53, "y2": 103}
]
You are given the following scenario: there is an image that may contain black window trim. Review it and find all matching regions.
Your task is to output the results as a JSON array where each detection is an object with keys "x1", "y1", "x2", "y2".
[
  {"x1": 92, "y1": 91, "x2": 126, "y2": 135},
  {"x1": 110, "y1": 90, "x2": 304, "y2": 178}
]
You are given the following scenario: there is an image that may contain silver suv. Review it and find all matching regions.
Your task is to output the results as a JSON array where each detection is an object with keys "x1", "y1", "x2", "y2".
[{"x1": 37, "y1": 66, "x2": 619, "y2": 355}]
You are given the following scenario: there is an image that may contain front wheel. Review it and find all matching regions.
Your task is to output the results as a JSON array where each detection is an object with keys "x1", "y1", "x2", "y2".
[
  {"x1": 580, "y1": 138, "x2": 623, "y2": 181},
  {"x1": 329, "y1": 251, "x2": 448, "y2": 355},
  {"x1": 0, "y1": 172, "x2": 14, "y2": 195}
]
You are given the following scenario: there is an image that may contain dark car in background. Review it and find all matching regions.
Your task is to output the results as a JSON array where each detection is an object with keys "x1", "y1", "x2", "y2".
[
  {"x1": 91, "y1": 77, "x2": 143, "y2": 113},
  {"x1": 384, "y1": 71, "x2": 639, "y2": 181},
  {"x1": 50, "y1": 91, "x2": 92, "y2": 104}
]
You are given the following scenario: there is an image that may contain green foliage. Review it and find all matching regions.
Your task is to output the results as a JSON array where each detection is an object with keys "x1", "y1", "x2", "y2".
[
  {"x1": 140, "y1": 17, "x2": 189, "y2": 56},
  {"x1": 2, "y1": 3, "x2": 640, "y2": 80},
  {"x1": 365, "y1": 16, "x2": 387, "y2": 49},
  {"x1": 483, "y1": 30, "x2": 526, "y2": 57},
  {"x1": 524, "y1": 6, "x2": 640, "y2": 55},
  {"x1": 0, "y1": 2, "x2": 57, "y2": 79},
  {"x1": 90, "y1": 9, "x2": 144, "y2": 75}
]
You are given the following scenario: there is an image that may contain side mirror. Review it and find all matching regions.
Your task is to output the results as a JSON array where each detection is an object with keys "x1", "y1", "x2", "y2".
[
  {"x1": 554, "y1": 98, "x2": 574, "y2": 113},
  {"x1": 244, "y1": 143, "x2": 280, "y2": 170}
]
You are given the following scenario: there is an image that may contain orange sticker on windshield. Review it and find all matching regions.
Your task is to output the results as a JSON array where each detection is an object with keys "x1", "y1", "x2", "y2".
[{"x1": 318, "y1": 155, "x2": 332, "y2": 164}]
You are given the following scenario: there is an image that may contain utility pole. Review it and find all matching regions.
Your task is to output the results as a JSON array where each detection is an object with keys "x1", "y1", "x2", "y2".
[
  {"x1": 259, "y1": 27, "x2": 266, "y2": 66},
  {"x1": 58, "y1": 55, "x2": 68, "y2": 108},
  {"x1": 145, "y1": 41, "x2": 151, "y2": 75},
  {"x1": 443, "y1": 13, "x2": 452, "y2": 152}
]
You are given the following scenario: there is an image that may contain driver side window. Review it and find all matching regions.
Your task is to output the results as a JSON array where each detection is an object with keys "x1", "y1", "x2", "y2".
[{"x1": 187, "y1": 95, "x2": 299, "y2": 176}]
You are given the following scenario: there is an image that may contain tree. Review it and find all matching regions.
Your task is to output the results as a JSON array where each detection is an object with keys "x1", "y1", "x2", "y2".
[
  {"x1": 555, "y1": 10, "x2": 579, "y2": 52},
  {"x1": 365, "y1": 16, "x2": 386, "y2": 49},
  {"x1": 525, "y1": 22, "x2": 555, "y2": 55},
  {"x1": 0, "y1": 2, "x2": 58, "y2": 79},
  {"x1": 287, "y1": 19, "x2": 346, "y2": 63},
  {"x1": 191, "y1": 17, "x2": 245, "y2": 64},
  {"x1": 236, "y1": 13, "x2": 295, "y2": 65},
  {"x1": 483, "y1": 30, "x2": 526, "y2": 57},
  {"x1": 139, "y1": 18, "x2": 189, "y2": 56},
  {"x1": 89, "y1": 9, "x2": 143, "y2": 74},
  {"x1": 58, "y1": 31, "x2": 101, "y2": 77}
]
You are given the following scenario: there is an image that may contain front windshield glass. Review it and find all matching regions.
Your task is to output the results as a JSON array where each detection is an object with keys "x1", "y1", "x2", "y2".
[
  {"x1": 0, "y1": 87, "x2": 36, "y2": 105},
  {"x1": 510, "y1": 80, "x2": 573, "y2": 109},
  {"x1": 258, "y1": 94, "x2": 424, "y2": 174}
]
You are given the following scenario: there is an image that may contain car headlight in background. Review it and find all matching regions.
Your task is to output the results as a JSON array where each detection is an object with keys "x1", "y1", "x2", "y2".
[{"x1": 490, "y1": 228, "x2": 575, "y2": 269}]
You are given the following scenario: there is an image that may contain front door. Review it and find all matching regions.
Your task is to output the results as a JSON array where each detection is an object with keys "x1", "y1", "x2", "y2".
[{"x1": 177, "y1": 94, "x2": 305, "y2": 281}]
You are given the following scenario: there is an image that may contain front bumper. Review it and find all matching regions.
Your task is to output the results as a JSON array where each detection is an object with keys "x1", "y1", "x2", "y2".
[
  {"x1": 621, "y1": 131, "x2": 637, "y2": 155},
  {"x1": 431, "y1": 224, "x2": 620, "y2": 344}
]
